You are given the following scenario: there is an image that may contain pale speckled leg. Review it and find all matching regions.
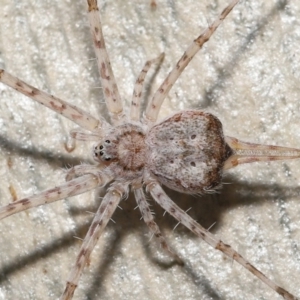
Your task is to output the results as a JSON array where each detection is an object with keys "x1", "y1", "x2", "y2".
[
  {"x1": 144, "y1": 0, "x2": 239, "y2": 124},
  {"x1": 0, "y1": 174, "x2": 103, "y2": 220},
  {"x1": 65, "y1": 164, "x2": 112, "y2": 182},
  {"x1": 70, "y1": 128, "x2": 105, "y2": 141},
  {"x1": 61, "y1": 184, "x2": 126, "y2": 300},
  {"x1": 147, "y1": 181, "x2": 297, "y2": 300},
  {"x1": 87, "y1": 0, "x2": 125, "y2": 125},
  {"x1": 70, "y1": 115, "x2": 110, "y2": 141},
  {"x1": 0, "y1": 70, "x2": 100, "y2": 131},
  {"x1": 134, "y1": 188, "x2": 183, "y2": 264},
  {"x1": 224, "y1": 136, "x2": 300, "y2": 170},
  {"x1": 130, "y1": 53, "x2": 164, "y2": 122}
]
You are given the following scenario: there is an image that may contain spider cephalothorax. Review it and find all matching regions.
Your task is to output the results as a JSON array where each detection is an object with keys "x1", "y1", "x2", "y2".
[{"x1": 93, "y1": 123, "x2": 147, "y2": 179}]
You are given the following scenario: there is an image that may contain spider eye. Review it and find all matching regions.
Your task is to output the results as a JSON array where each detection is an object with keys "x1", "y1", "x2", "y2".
[
  {"x1": 100, "y1": 145, "x2": 103, "y2": 149},
  {"x1": 105, "y1": 140, "x2": 110, "y2": 143},
  {"x1": 100, "y1": 151, "x2": 103, "y2": 156},
  {"x1": 105, "y1": 157, "x2": 111, "y2": 161}
]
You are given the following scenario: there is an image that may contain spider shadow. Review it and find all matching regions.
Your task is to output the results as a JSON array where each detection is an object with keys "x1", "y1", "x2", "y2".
[
  {"x1": 67, "y1": 173, "x2": 300, "y2": 299},
  {"x1": 0, "y1": 164, "x2": 299, "y2": 299},
  {"x1": 0, "y1": 134, "x2": 90, "y2": 169},
  {"x1": 190, "y1": 0, "x2": 289, "y2": 110}
]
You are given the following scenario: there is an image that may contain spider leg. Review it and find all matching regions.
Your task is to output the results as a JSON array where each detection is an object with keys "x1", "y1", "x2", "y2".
[
  {"x1": 70, "y1": 115, "x2": 110, "y2": 140},
  {"x1": 0, "y1": 173, "x2": 109, "y2": 220},
  {"x1": 70, "y1": 130, "x2": 101, "y2": 142},
  {"x1": 147, "y1": 181, "x2": 297, "y2": 300},
  {"x1": 131, "y1": 53, "x2": 165, "y2": 122},
  {"x1": 144, "y1": 0, "x2": 239, "y2": 124},
  {"x1": 66, "y1": 124, "x2": 109, "y2": 154},
  {"x1": 0, "y1": 70, "x2": 100, "y2": 132},
  {"x1": 65, "y1": 164, "x2": 109, "y2": 182},
  {"x1": 61, "y1": 183, "x2": 127, "y2": 300},
  {"x1": 224, "y1": 136, "x2": 300, "y2": 170},
  {"x1": 134, "y1": 188, "x2": 183, "y2": 265},
  {"x1": 87, "y1": 0, "x2": 125, "y2": 125},
  {"x1": 70, "y1": 127, "x2": 106, "y2": 141},
  {"x1": 65, "y1": 120, "x2": 109, "y2": 152}
]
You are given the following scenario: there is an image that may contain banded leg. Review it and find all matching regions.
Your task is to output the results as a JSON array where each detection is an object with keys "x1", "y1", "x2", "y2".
[
  {"x1": 87, "y1": 0, "x2": 125, "y2": 125},
  {"x1": 0, "y1": 174, "x2": 104, "y2": 220},
  {"x1": 0, "y1": 70, "x2": 100, "y2": 131},
  {"x1": 147, "y1": 181, "x2": 296, "y2": 300},
  {"x1": 144, "y1": 0, "x2": 239, "y2": 124},
  {"x1": 61, "y1": 184, "x2": 126, "y2": 300},
  {"x1": 130, "y1": 53, "x2": 165, "y2": 122},
  {"x1": 134, "y1": 188, "x2": 182, "y2": 264}
]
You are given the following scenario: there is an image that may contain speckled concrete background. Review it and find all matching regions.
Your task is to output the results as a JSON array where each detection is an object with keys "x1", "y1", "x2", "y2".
[{"x1": 0, "y1": 0, "x2": 299, "y2": 299}]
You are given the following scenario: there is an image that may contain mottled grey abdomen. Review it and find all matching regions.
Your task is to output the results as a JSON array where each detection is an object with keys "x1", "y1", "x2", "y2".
[{"x1": 146, "y1": 111, "x2": 232, "y2": 194}]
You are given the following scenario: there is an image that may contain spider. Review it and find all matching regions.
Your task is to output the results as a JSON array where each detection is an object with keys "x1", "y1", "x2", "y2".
[{"x1": 0, "y1": 0, "x2": 300, "y2": 298}]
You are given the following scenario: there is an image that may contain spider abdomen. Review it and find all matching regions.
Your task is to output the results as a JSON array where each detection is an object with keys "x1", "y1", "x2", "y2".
[{"x1": 146, "y1": 111, "x2": 233, "y2": 193}]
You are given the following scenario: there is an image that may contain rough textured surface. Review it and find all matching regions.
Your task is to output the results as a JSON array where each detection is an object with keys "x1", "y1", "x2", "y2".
[{"x1": 0, "y1": 1, "x2": 300, "y2": 300}]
